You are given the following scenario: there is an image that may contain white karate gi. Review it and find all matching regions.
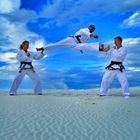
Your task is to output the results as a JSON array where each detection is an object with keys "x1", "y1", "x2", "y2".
[
  {"x1": 9, "y1": 50, "x2": 44, "y2": 95},
  {"x1": 100, "y1": 47, "x2": 130, "y2": 96},
  {"x1": 43, "y1": 28, "x2": 99, "y2": 51}
]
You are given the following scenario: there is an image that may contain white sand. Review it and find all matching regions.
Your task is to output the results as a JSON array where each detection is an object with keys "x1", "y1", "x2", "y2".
[{"x1": 0, "y1": 88, "x2": 140, "y2": 140}]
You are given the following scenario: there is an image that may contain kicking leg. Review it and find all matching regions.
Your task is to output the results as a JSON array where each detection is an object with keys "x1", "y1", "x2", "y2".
[
  {"x1": 74, "y1": 42, "x2": 100, "y2": 52},
  {"x1": 37, "y1": 37, "x2": 77, "y2": 51}
]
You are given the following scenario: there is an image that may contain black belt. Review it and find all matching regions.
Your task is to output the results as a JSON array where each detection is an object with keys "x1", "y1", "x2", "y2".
[
  {"x1": 75, "y1": 35, "x2": 81, "y2": 43},
  {"x1": 70, "y1": 35, "x2": 82, "y2": 43},
  {"x1": 70, "y1": 35, "x2": 83, "y2": 53},
  {"x1": 19, "y1": 62, "x2": 35, "y2": 73},
  {"x1": 106, "y1": 61, "x2": 125, "y2": 72}
]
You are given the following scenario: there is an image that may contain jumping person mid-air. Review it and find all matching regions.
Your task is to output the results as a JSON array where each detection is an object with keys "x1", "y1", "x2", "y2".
[
  {"x1": 36, "y1": 25, "x2": 104, "y2": 53},
  {"x1": 100, "y1": 36, "x2": 130, "y2": 97},
  {"x1": 9, "y1": 41, "x2": 44, "y2": 95}
]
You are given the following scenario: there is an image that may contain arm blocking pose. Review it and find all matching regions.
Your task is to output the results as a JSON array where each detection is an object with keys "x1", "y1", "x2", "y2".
[
  {"x1": 100, "y1": 36, "x2": 130, "y2": 96},
  {"x1": 9, "y1": 41, "x2": 44, "y2": 95}
]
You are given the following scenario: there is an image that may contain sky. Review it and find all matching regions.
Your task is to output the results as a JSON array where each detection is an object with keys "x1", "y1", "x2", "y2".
[{"x1": 0, "y1": 0, "x2": 140, "y2": 90}]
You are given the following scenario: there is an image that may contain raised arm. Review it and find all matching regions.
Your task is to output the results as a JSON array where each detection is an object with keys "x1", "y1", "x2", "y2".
[
  {"x1": 33, "y1": 52, "x2": 44, "y2": 60},
  {"x1": 90, "y1": 34, "x2": 99, "y2": 39},
  {"x1": 101, "y1": 45, "x2": 113, "y2": 57}
]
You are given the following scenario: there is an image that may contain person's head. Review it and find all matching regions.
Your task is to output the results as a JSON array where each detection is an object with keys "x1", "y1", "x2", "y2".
[
  {"x1": 20, "y1": 40, "x2": 29, "y2": 50},
  {"x1": 114, "y1": 36, "x2": 122, "y2": 47},
  {"x1": 88, "y1": 25, "x2": 95, "y2": 33}
]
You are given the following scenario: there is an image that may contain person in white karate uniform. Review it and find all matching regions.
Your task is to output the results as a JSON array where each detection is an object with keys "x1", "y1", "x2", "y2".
[
  {"x1": 36, "y1": 25, "x2": 103, "y2": 53},
  {"x1": 100, "y1": 36, "x2": 130, "y2": 97},
  {"x1": 9, "y1": 40, "x2": 44, "y2": 95}
]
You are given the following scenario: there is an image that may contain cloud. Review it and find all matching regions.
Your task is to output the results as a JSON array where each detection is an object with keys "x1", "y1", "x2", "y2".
[
  {"x1": 35, "y1": 66, "x2": 103, "y2": 89},
  {"x1": 121, "y1": 11, "x2": 140, "y2": 28},
  {"x1": 127, "y1": 67, "x2": 140, "y2": 72},
  {"x1": 122, "y1": 37, "x2": 140, "y2": 68},
  {"x1": 0, "y1": 0, "x2": 46, "y2": 66},
  {"x1": 123, "y1": 37, "x2": 140, "y2": 47},
  {"x1": 0, "y1": 0, "x2": 45, "y2": 49},
  {"x1": 3, "y1": 9, "x2": 38, "y2": 23},
  {"x1": 35, "y1": 68, "x2": 69, "y2": 89},
  {"x1": 0, "y1": 52, "x2": 17, "y2": 64},
  {"x1": 0, "y1": 0, "x2": 46, "y2": 84},
  {"x1": 0, "y1": 64, "x2": 19, "y2": 80},
  {"x1": 39, "y1": 0, "x2": 140, "y2": 27},
  {"x1": 105, "y1": 37, "x2": 140, "y2": 48},
  {"x1": 0, "y1": 16, "x2": 45, "y2": 50},
  {"x1": 0, "y1": 0, "x2": 20, "y2": 14}
]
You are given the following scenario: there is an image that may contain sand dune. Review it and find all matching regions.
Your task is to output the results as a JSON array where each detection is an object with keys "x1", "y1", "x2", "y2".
[{"x1": 0, "y1": 88, "x2": 140, "y2": 140}]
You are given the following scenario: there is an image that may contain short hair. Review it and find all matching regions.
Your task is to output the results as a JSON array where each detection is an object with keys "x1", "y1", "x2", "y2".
[
  {"x1": 89, "y1": 25, "x2": 95, "y2": 29},
  {"x1": 115, "y1": 36, "x2": 122, "y2": 42},
  {"x1": 19, "y1": 40, "x2": 29, "y2": 50}
]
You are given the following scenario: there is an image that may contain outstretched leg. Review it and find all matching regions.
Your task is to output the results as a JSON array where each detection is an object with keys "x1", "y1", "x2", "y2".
[
  {"x1": 36, "y1": 37, "x2": 77, "y2": 51},
  {"x1": 74, "y1": 42, "x2": 100, "y2": 51}
]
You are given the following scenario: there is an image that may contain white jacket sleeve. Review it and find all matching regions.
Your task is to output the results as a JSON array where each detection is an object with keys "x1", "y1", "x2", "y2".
[
  {"x1": 33, "y1": 52, "x2": 44, "y2": 60},
  {"x1": 16, "y1": 51, "x2": 28, "y2": 61},
  {"x1": 103, "y1": 48, "x2": 113, "y2": 58}
]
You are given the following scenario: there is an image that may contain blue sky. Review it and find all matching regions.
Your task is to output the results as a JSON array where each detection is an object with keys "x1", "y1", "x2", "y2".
[{"x1": 0, "y1": 0, "x2": 140, "y2": 90}]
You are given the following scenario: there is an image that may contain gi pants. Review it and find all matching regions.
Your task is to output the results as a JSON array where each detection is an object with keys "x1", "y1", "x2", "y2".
[
  {"x1": 44, "y1": 37, "x2": 99, "y2": 51},
  {"x1": 100, "y1": 70, "x2": 130, "y2": 96},
  {"x1": 9, "y1": 69, "x2": 42, "y2": 95}
]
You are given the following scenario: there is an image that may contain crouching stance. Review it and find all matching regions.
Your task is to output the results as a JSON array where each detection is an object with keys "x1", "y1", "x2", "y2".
[
  {"x1": 9, "y1": 41, "x2": 44, "y2": 95},
  {"x1": 100, "y1": 36, "x2": 130, "y2": 97}
]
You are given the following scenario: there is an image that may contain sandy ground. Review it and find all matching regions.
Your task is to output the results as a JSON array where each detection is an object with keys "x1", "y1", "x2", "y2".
[{"x1": 0, "y1": 88, "x2": 140, "y2": 140}]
